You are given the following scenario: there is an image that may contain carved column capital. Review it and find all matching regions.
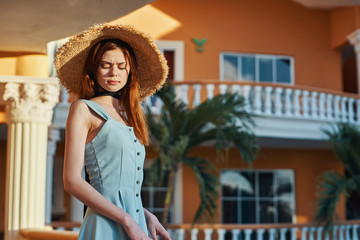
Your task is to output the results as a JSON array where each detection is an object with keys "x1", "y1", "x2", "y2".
[{"x1": 2, "y1": 81, "x2": 59, "y2": 124}]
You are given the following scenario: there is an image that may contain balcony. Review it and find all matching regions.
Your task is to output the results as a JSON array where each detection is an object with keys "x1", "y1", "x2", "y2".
[
  {"x1": 19, "y1": 220, "x2": 360, "y2": 240},
  {"x1": 53, "y1": 80, "x2": 360, "y2": 147}
]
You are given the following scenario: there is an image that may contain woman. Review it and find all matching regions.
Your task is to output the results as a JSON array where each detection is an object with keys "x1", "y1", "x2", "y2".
[{"x1": 55, "y1": 24, "x2": 171, "y2": 240}]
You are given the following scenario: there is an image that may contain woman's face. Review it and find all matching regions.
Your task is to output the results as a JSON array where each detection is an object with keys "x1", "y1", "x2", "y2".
[{"x1": 95, "y1": 48, "x2": 130, "y2": 92}]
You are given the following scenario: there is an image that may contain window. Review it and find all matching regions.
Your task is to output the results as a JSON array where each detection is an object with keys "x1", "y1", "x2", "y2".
[
  {"x1": 141, "y1": 169, "x2": 172, "y2": 222},
  {"x1": 220, "y1": 53, "x2": 294, "y2": 84},
  {"x1": 221, "y1": 169, "x2": 295, "y2": 224}
]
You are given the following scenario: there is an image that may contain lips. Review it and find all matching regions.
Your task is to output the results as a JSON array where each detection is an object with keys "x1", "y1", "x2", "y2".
[{"x1": 107, "y1": 80, "x2": 120, "y2": 85}]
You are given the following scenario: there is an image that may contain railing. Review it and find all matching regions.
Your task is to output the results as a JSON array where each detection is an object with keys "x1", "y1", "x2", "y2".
[
  {"x1": 167, "y1": 221, "x2": 360, "y2": 240},
  {"x1": 145, "y1": 81, "x2": 360, "y2": 125}
]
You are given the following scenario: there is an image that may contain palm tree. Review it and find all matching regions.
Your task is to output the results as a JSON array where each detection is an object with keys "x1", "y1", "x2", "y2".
[
  {"x1": 146, "y1": 84, "x2": 259, "y2": 225},
  {"x1": 315, "y1": 123, "x2": 360, "y2": 231}
]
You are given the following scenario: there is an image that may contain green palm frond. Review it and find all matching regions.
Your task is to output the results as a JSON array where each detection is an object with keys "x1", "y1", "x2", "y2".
[
  {"x1": 146, "y1": 83, "x2": 259, "y2": 224},
  {"x1": 183, "y1": 156, "x2": 219, "y2": 223},
  {"x1": 315, "y1": 171, "x2": 358, "y2": 230}
]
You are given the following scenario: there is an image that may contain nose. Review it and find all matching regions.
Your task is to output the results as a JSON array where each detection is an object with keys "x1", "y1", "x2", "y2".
[{"x1": 109, "y1": 65, "x2": 119, "y2": 76}]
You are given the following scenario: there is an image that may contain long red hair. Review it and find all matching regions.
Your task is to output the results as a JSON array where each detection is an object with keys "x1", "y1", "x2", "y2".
[{"x1": 80, "y1": 39, "x2": 149, "y2": 145}]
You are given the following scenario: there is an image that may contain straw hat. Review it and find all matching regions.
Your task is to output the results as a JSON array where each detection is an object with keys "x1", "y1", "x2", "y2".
[{"x1": 54, "y1": 23, "x2": 168, "y2": 99}]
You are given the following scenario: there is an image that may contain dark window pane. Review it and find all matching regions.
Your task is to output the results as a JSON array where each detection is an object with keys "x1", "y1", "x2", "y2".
[
  {"x1": 259, "y1": 58, "x2": 273, "y2": 82},
  {"x1": 275, "y1": 171, "x2": 293, "y2": 197},
  {"x1": 241, "y1": 200, "x2": 256, "y2": 223},
  {"x1": 222, "y1": 200, "x2": 238, "y2": 223},
  {"x1": 278, "y1": 198, "x2": 293, "y2": 223},
  {"x1": 241, "y1": 56, "x2": 255, "y2": 81},
  {"x1": 259, "y1": 200, "x2": 274, "y2": 223},
  {"x1": 259, "y1": 172, "x2": 274, "y2": 197},
  {"x1": 239, "y1": 172, "x2": 255, "y2": 197},
  {"x1": 224, "y1": 55, "x2": 238, "y2": 80},
  {"x1": 276, "y1": 58, "x2": 291, "y2": 83},
  {"x1": 141, "y1": 191, "x2": 150, "y2": 207},
  {"x1": 153, "y1": 191, "x2": 167, "y2": 208}
]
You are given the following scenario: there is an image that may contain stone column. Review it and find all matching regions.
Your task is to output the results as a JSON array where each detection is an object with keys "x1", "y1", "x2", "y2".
[
  {"x1": 348, "y1": 30, "x2": 360, "y2": 94},
  {"x1": 2, "y1": 79, "x2": 59, "y2": 240}
]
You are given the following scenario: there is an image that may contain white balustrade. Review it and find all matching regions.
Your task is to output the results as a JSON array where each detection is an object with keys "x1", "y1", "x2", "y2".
[
  {"x1": 219, "y1": 84, "x2": 228, "y2": 95},
  {"x1": 206, "y1": 84, "x2": 215, "y2": 100},
  {"x1": 274, "y1": 87, "x2": 283, "y2": 116},
  {"x1": 253, "y1": 86, "x2": 262, "y2": 115},
  {"x1": 319, "y1": 93, "x2": 326, "y2": 119},
  {"x1": 167, "y1": 222, "x2": 360, "y2": 240},
  {"x1": 264, "y1": 86, "x2": 273, "y2": 115},
  {"x1": 285, "y1": 88, "x2": 293, "y2": 116},
  {"x1": 348, "y1": 98, "x2": 355, "y2": 123},
  {"x1": 302, "y1": 90, "x2": 310, "y2": 118},
  {"x1": 341, "y1": 97, "x2": 348, "y2": 122},
  {"x1": 193, "y1": 84, "x2": 202, "y2": 106},
  {"x1": 293, "y1": 89, "x2": 301, "y2": 117},
  {"x1": 311, "y1": 92, "x2": 318, "y2": 118}
]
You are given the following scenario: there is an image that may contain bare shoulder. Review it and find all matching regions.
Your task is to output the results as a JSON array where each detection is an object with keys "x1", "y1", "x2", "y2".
[{"x1": 67, "y1": 100, "x2": 92, "y2": 127}]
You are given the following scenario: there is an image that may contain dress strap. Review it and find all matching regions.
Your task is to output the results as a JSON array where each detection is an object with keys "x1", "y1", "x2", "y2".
[{"x1": 79, "y1": 99, "x2": 110, "y2": 121}]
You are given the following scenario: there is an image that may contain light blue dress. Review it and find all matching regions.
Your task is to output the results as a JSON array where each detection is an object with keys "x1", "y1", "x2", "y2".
[{"x1": 77, "y1": 99, "x2": 148, "y2": 240}]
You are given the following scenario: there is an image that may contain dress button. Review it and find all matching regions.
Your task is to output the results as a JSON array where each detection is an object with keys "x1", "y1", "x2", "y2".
[
  {"x1": 134, "y1": 139, "x2": 137, "y2": 143},
  {"x1": 136, "y1": 209, "x2": 140, "y2": 213},
  {"x1": 137, "y1": 167, "x2": 141, "y2": 170},
  {"x1": 136, "y1": 180, "x2": 140, "y2": 184},
  {"x1": 129, "y1": 128, "x2": 132, "y2": 132},
  {"x1": 137, "y1": 152, "x2": 140, "y2": 156},
  {"x1": 136, "y1": 193, "x2": 139, "y2": 197}
]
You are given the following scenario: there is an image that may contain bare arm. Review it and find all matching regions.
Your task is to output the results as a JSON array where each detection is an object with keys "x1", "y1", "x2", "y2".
[{"x1": 63, "y1": 101, "x2": 150, "y2": 240}]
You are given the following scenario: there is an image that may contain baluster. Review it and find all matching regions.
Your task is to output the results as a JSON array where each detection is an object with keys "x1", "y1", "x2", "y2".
[
  {"x1": 206, "y1": 84, "x2": 215, "y2": 100},
  {"x1": 285, "y1": 88, "x2": 293, "y2": 116},
  {"x1": 348, "y1": 98, "x2": 355, "y2": 123},
  {"x1": 218, "y1": 229, "x2": 226, "y2": 240},
  {"x1": 352, "y1": 224, "x2": 359, "y2": 240},
  {"x1": 204, "y1": 228, "x2": 213, "y2": 240},
  {"x1": 325, "y1": 231, "x2": 330, "y2": 240},
  {"x1": 291, "y1": 227, "x2": 298, "y2": 240},
  {"x1": 280, "y1": 228, "x2": 287, "y2": 240},
  {"x1": 264, "y1": 86, "x2": 273, "y2": 115},
  {"x1": 357, "y1": 100, "x2": 360, "y2": 123},
  {"x1": 346, "y1": 225, "x2": 351, "y2": 240},
  {"x1": 339, "y1": 225, "x2": 346, "y2": 240},
  {"x1": 243, "y1": 85, "x2": 252, "y2": 113},
  {"x1": 301, "y1": 227, "x2": 309, "y2": 240},
  {"x1": 253, "y1": 86, "x2": 262, "y2": 114},
  {"x1": 176, "y1": 229, "x2": 186, "y2": 240},
  {"x1": 302, "y1": 90, "x2": 310, "y2": 118},
  {"x1": 269, "y1": 228, "x2": 277, "y2": 240},
  {"x1": 274, "y1": 87, "x2": 283, "y2": 116},
  {"x1": 309, "y1": 227, "x2": 316, "y2": 240},
  {"x1": 181, "y1": 84, "x2": 189, "y2": 105},
  {"x1": 341, "y1": 97, "x2": 348, "y2": 122},
  {"x1": 219, "y1": 84, "x2": 228, "y2": 95},
  {"x1": 311, "y1": 91, "x2": 318, "y2": 119},
  {"x1": 167, "y1": 229, "x2": 174, "y2": 239},
  {"x1": 232, "y1": 229, "x2": 241, "y2": 240},
  {"x1": 333, "y1": 226, "x2": 339, "y2": 240},
  {"x1": 316, "y1": 227, "x2": 324, "y2": 240},
  {"x1": 244, "y1": 229, "x2": 253, "y2": 240},
  {"x1": 193, "y1": 84, "x2": 202, "y2": 107},
  {"x1": 257, "y1": 229, "x2": 265, "y2": 240},
  {"x1": 231, "y1": 84, "x2": 241, "y2": 94},
  {"x1": 334, "y1": 96, "x2": 341, "y2": 121},
  {"x1": 191, "y1": 229, "x2": 199, "y2": 240},
  {"x1": 293, "y1": 90, "x2": 301, "y2": 117},
  {"x1": 326, "y1": 94, "x2": 334, "y2": 120},
  {"x1": 319, "y1": 93, "x2": 326, "y2": 119}
]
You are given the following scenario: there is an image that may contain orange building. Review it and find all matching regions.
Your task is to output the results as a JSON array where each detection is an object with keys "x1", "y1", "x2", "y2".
[{"x1": 1, "y1": 0, "x2": 360, "y2": 239}]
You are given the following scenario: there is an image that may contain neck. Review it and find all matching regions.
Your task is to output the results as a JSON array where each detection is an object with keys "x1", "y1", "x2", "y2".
[{"x1": 94, "y1": 95, "x2": 121, "y2": 109}]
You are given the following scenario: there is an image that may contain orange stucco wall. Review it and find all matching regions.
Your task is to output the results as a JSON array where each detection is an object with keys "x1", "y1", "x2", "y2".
[
  {"x1": 152, "y1": 0, "x2": 342, "y2": 91},
  {"x1": 181, "y1": 147, "x2": 344, "y2": 224},
  {"x1": 330, "y1": 6, "x2": 360, "y2": 49}
]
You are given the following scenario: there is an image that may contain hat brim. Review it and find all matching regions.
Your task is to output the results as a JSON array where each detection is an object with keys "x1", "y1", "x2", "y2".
[{"x1": 55, "y1": 24, "x2": 168, "y2": 99}]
